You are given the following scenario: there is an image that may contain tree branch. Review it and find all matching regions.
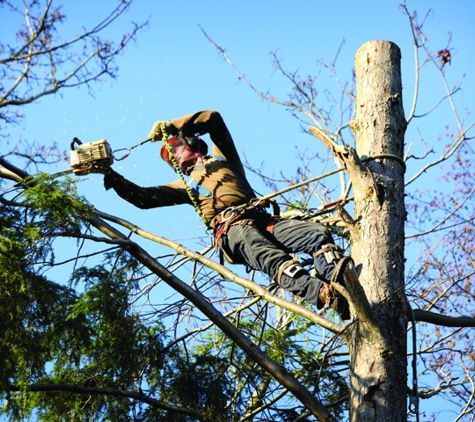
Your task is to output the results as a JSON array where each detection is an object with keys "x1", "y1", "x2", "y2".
[
  {"x1": 87, "y1": 212, "x2": 339, "y2": 421},
  {"x1": 95, "y1": 209, "x2": 346, "y2": 335},
  {"x1": 412, "y1": 309, "x2": 475, "y2": 327},
  {"x1": 6, "y1": 383, "x2": 206, "y2": 420},
  {"x1": 0, "y1": 0, "x2": 149, "y2": 126}
]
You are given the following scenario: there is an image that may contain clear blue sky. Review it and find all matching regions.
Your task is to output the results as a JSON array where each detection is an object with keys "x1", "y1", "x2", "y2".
[
  {"x1": 2, "y1": 1, "x2": 474, "y2": 420},
  {"x1": 3, "y1": 0, "x2": 474, "y2": 242}
]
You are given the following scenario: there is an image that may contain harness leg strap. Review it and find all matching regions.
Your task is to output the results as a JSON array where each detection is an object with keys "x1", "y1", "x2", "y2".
[
  {"x1": 276, "y1": 258, "x2": 308, "y2": 285},
  {"x1": 313, "y1": 244, "x2": 345, "y2": 265}
]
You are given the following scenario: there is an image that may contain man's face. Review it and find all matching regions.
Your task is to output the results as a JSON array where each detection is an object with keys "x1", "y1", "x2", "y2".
[{"x1": 173, "y1": 144, "x2": 203, "y2": 174}]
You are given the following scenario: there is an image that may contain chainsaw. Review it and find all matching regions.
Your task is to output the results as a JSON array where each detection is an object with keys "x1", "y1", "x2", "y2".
[{"x1": 69, "y1": 137, "x2": 114, "y2": 176}]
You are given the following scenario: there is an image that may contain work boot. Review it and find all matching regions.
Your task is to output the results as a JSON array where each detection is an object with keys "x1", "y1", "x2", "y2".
[{"x1": 318, "y1": 256, "x2": 352, "y2": 320}]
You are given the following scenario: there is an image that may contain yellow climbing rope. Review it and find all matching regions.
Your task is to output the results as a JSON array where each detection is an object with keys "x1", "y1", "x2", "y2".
[{"x1": 160, "y1": 123, "x2": 210, "y2": 228}]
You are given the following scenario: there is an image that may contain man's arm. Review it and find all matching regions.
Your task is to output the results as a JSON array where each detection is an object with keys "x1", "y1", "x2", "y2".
[
  {"x1": 104, "y1": 169, "x2": 192, "y2": 209},
  {"x1": 170, "y1": 110, "x2": 247, "y2": 177}
]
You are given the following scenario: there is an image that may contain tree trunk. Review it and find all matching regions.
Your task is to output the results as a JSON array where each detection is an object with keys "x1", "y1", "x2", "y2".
[{"x1": 348, "y1": 40, "x2": 408, "y2": 421}]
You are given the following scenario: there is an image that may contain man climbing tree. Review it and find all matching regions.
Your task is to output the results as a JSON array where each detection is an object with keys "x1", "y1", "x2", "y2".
[
  {"x1": 2, "y1": 1, "x2": 475, "y2": 420},
  {"x1": 101, "y1": 110, "x2": 352, "y2": 320}
]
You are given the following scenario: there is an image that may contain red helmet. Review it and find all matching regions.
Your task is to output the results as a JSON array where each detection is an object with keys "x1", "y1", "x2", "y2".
[{"x1": 160, "y1": 133, "x2": 208, "y2": 168}]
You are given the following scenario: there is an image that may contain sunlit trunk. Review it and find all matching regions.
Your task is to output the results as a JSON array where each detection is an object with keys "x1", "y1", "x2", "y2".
[{"x1": 348, "y1": 40, "x2": 408, "y2": 422}]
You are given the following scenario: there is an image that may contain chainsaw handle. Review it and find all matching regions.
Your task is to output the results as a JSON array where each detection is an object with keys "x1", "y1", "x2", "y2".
[{"x1": 71, "y1": 137, "x2": 83, "y2": 150}]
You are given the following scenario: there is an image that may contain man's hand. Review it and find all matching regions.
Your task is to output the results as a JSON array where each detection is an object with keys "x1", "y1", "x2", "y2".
[
  {"x1": 90, "y1": 163, "x2": 112, "y2": 174},
  {"x1": 148, "y1": 121, "x2": 176, "y2": 142},
  {"x1": 71, "y1": 158, "x2": 112, "y2": 176}
]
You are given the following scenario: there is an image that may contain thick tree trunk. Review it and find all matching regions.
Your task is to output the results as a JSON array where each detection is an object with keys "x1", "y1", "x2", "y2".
[{"x1": 347, "y1": 41, "x2": 407, "y2": 421}]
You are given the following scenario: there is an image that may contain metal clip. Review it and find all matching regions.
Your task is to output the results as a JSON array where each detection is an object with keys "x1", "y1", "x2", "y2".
[
  {"x1": 322, "y1": 244, "x2": 343, "y2": 264},
  {"x1": 281, "y1": 262, "x2": 307, "y2": 279}
]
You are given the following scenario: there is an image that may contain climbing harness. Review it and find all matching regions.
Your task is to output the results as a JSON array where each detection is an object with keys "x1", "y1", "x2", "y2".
[{"x1": 210, "y1": 198, "x2": 280, "y2": 265}]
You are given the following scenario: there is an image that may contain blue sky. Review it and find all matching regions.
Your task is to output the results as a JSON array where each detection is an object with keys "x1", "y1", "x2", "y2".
[
  {"x1": 2, "y1": 1, "x2": 475, "y2": 419},
  {"x1": 3, "y1": 0, "x2": 474, "y2": 242},
  {"x1": 46, "y1": 1, "x2": 475, "y2": 260}
]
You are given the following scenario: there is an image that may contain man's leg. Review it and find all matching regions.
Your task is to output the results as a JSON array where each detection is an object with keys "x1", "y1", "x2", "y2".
[
  {"x1": 271, "y1": 218, "x2": 337, "y2": 280},
  {"x1": 271, "y1": 218, "x2": 351, "y2": 319},
  {"x1": 226, "y1": 223, "x2": 325, "y2": 307}
]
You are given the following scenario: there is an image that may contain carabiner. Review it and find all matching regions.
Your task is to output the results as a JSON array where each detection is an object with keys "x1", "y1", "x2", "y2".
[{"x1": 113, "y1": 147, "x2": 131, "y2": 161}]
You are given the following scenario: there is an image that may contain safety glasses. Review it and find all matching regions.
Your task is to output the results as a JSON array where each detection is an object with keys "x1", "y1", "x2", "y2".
[
  {"x1": 169, "y1": 135, "x2": 201, "y2": 153},
  {"x1": 160, "y1": 133, "x2": 207, "y2": 168}
]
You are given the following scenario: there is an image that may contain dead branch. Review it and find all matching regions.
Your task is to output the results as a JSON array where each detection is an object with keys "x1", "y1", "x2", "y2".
[{"x1": 412, "y1": 309, "x2": 475, "y2": 327}]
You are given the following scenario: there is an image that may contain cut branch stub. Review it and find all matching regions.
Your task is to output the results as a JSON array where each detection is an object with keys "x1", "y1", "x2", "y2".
[{"x1": 309, "y1": 125, "x2": 347, "y2": 157}]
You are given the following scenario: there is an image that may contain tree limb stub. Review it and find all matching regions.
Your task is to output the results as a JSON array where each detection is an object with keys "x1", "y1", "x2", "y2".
[{"x1": 309, "y1": 125, "x2": 348, "y2": 157}]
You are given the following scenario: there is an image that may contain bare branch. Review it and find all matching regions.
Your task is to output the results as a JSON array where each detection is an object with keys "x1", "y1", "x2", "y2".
[
  {"x1": 405, "y1": 122, "x2": 475, "y2": 186},
  {"x1": 6, "y1": 383, "x2": 207, "y2": 420},
  {"x1": 406, "y1": 184, "x2": 475, "y2": 238},
  {"x1": 412, "y1": 309, "x2": 475, "y2": 327},
  {"x1": 0, "y1": 0, "x2": 149, "y2": 127}
]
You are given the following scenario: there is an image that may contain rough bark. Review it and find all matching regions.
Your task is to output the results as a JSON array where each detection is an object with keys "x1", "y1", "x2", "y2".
[{"x1": 347, "y1": 40, "x2": 408, "y2": 421}]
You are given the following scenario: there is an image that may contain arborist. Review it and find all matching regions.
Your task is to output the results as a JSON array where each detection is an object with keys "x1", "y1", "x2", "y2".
[{"x1": 100, "y1": 110, "x2": 351, "y2": 320}]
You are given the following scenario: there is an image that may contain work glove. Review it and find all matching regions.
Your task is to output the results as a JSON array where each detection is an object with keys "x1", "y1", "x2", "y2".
[
  {"x1": 90, "y1": 162, "x2": 112, "y2": 175},
  {"x1": 103, "y1": 171, "x2": 115, "y2": 190},
  {"x1": 148, "y1": 120, "x2": 176, "y2": 142},
  {"x1": 71, "y1": 160, "x2": 112, "y2": 176}
]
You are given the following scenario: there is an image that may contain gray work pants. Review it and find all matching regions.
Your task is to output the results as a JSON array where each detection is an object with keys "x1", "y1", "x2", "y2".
[{"x1": 226, "y1": 216, "x2": 336, "y2": 307}]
